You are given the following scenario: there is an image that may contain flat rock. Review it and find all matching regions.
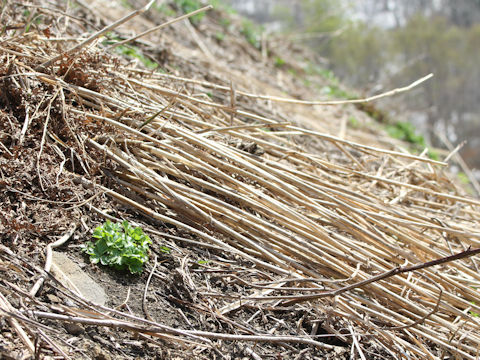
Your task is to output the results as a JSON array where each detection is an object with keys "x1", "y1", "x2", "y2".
[{"x1": 51, "y1": 251, "x2": 107, "y2": 306}]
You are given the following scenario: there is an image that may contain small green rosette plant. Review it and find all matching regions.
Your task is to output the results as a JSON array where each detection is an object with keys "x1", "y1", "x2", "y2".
[{"x1": 82, "y1": 220, "x2": 151, "y2": 274}]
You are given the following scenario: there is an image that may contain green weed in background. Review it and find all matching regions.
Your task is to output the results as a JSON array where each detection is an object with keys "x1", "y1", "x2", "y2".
[
  {"x1": 304, "y1": 63, "x2": 356, "y2": 99},
  {"x1": 152, "y1": 0, "x2": 206, "y2": 24},
  {"x1": 119, "y1": 0, "x2": 133, "y2": 9},
  {"x1": 428, "y1": 149, "x2": 439, "y2": 161},
  {"x1": 215, "y1": 31, "x2": 225, "y2": 42},
  {"x1": 173, "y1": 0, "x2": 205, "y2": 25},
  {"x1": 22, "y1": 9, "x2": 44, "y2": 32},
  {"x1": 220, "y1": 17, "x2": 231, "y2": 28},
  {"x1": 209, "y1": 0, "x2": 236, "y2": 14},
  {"x1": 287, "y1": 68, "x2": 298, "y2": 77},
  {"x1": 153, "y1": 2, "x2": 176, "y2": 17},
  {"x1": 386, "y1": 121, "x2": 426, "y2": 147},
  {"x1": 303, "y1": 62, "x2": 436, "y2": 159},
  {"x1": 457, "y1": 172, "x2": 470, "y2": 185},
  {"x1": 115, "y1": 45, "x2": 158, "y2": 69},
  {"x1": 82, "y1": 220, "x2": 152, "y2": 274},
  {"x1": 348, "y1": 116, "x2": 359, "y2": 129},
  {"x1": 386, "y1": 121, "x2": 439, "y2": 160},
  {"x1": 241, "y1": 19, "x2": 262, "y2": 49},
  {"x1": 274, "y1": 56, "x2": 286, "y2": 67},
  {"x1": 101, "y1": 32, "x2": 158, "y2": 70},
  {"x1": 320, "y1": 84, "x2": 351, "y2": 99}
]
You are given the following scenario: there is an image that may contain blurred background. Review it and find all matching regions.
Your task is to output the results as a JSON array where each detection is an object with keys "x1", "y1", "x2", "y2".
[{"x1": 226, "y1": 0, "x2": 480, "y2": 179}]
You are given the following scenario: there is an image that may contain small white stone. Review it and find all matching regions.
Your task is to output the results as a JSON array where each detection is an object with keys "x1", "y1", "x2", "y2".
[{"x1": 51, "y1": 251, "x2": 108, "y2": 306}]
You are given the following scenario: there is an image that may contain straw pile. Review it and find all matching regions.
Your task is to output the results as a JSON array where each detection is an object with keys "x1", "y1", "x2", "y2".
[{"x1": 1, "y1": 1, "x2": 480, "y2": 359}]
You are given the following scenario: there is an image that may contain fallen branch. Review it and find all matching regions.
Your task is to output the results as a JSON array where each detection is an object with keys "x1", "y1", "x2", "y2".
[
  {"x1": 21, "y1": 310, "x2": 211, "y2": 345},
  {"x1": 24, "y1": 310, "x2": 342, "y2": 350},
  {"x1": 288, "y1": 246, "x2": 480, "y2": 302},
  {"x1": 202, "y1": 247, "x2": 480, "y2": 304},
  {"x1": 233, "y1": 73, "x2": 434, "y2": 106}
]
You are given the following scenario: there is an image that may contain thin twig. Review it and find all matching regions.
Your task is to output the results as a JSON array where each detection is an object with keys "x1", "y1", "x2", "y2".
[
  {"x1": 30, "y1": 224, "x2": 78, "y2": 297},
  {"x1": 349, "y1": 324, "x2": 366, "y2": 360},
  {"x1": 232, "y1": 73, "x2": 434, "y2": 106},
  {"x1": 0, "y1": 293, "x2": 35, "y2": 355},
  {"x1": 142, "y1": 255, "x2": 157, "y2": 321},
  {"x1": 381, "y1": 273, "x2": 443, "y2": 331},
  {"x1": 36, "y1": 0, "x2": 156, "y2": 70},
  {"x1": 201, "y1": 248, "x2": 480, "y2": 304},
  {"x1": 108, "y1": 5, "x2": 213, "y2": 50}
]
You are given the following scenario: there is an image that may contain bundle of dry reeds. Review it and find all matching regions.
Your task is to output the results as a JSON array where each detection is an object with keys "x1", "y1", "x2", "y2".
[{"x1": 1, "y1": 1, "x2": 480, "y2": 359}]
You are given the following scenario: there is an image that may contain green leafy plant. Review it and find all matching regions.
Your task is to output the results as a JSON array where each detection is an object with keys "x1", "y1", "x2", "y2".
[
  {"x1": 428, "y1": 149, "x2": 439, "y2": 161},
  {"x1": 457, "y1": 172, "x2": 470, "y2": 185},
  {"x1": 210, "y1": 0, "x2": 236, "y2": 15},
  {"x1": 119, "y1": 0, "x2": 133, "y2": 9},
  {"x1": 173, "y1": 0, "x2": 205, "y2": 25},
  {"x1": 101, "y1": 33, "x2": 158, "y2": 70},
  {"x1": 287, "y1": 68, "x2": 298, "y2": 77},
  {"x1": 385, "y1": 121, "x2": 439, "y2": 160},
  {"x1": 215, "y1": 31, "x2": 225, "y2": 42},
  {"x1": 386, "y1": 121, "x2": 426, "y2": 147},
  {"x1": 82, "y1": 220, "x2": 152, "y2": 274},
  {"x1": 320, "y1": 84, "x2": 351, "y2": 99},
  {"x1": 153, "y1": 3, "x2": 176, "y2": 17},
  {"x1": 241, "y1": 19, "x2": 262, "y2": 49},
  {"x1": 274, "y1": 56, "x2": 286, "y2": 67},
  {"x1": 303, "y1": 62, "x2": 357, "y2": 99},
  {"x1": 348, "y1": 116, "x2": 360, "y2": 129},
  {"x1": 219, "y1": 17, "x2": 232, "y2": 28},
  {"x1": 114, "y1": 45, "x2": 158, "y2": 70},
  {"x1": 22, "y1": 9, "x2": 44, "y2": 32}
]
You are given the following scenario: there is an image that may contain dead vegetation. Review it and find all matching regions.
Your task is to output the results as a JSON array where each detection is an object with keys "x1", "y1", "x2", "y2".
[{"x1": 1, "y1": 1, "x2": 480, "y2": 359}]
